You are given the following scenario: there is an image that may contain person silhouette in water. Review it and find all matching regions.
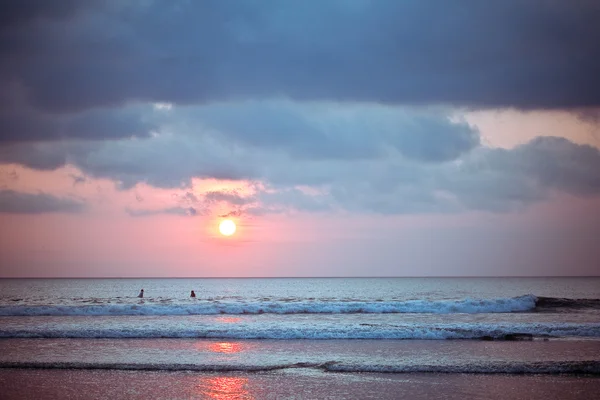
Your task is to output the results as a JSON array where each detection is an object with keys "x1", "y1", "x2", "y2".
[
  {"x1": 138, "y1": 289, "x2": 144, "y2": 298},
  {"x1": 190, "y1": 290, "x2": 196, "y2": 298}
]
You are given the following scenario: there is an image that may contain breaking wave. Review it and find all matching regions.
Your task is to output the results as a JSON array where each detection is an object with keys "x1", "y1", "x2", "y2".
[
  {"x1": 2, "y1": 322, "x2": 599, "y2": 339},
  {"x1": 0, "y1": 295, "x2": 540, "y2": 316}
]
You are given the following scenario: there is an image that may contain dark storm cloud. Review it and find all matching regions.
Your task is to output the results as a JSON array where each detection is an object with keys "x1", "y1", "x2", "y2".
[
  {"x1": 0, "y1": 189, "x2": 85, "y2": 213},
  {"x1": 1, "y1": 0, "x2": 599, "y2": 119},
  {"x1": 0, "y1": 106, "x2": 155, "y2": 142},
  {"x1": 0, "y1": 140, "x2": 96, "y2": 170},
  {"x1": 0, "y1": 0, "x2": 85, "y2": 28}
]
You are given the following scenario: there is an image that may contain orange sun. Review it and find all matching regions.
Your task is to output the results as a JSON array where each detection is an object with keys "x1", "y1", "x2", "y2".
[{"x1": 219, "y1": 219, "x2": 237, "y2": 236}]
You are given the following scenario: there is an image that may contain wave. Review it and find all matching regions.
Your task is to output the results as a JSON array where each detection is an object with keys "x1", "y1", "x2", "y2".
[
  {"x1": 325, "y1": 361, "x2": 600, "y2": 375},
  {"x1": 2, "y1": 322, "x2": 599, "y2": 339},
  {"x1": 535, "y1": 297, "x2": 600, "y2": 312},
  {"x1": 1, "y1": 360, "x2": 598, "y2": 375},
  {"x1": 0, "y1": 295, "x2": 539, "y2": 316}
]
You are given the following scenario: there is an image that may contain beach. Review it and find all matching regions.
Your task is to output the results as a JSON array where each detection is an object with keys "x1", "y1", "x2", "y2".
[
  {"x1": 2, "y1": 368, "x2": 599, "y2": 400},
  {"x1": 1, "y1": 277, "x2": 599, "y2": 399},
  {"x1": 1, "y1": 338, "x2": 599, "y2": 399},
  {"x1": 4, "y1": 1, "x2": 600, "y2": 397}
]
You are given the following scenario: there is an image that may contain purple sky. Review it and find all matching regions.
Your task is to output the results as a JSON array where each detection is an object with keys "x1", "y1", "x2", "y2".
[{"x1": 1, "y1": 0, "x2": 599, "y2": 277}]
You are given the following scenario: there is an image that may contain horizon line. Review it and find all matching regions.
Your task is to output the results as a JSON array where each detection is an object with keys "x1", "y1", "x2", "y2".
[{"x1": 1, "y1": 275, "x2": 599, "y2": 279}]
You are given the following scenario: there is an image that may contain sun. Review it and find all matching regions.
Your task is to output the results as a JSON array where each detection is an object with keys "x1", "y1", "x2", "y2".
[{"x1": 219, "y1": 219, "x2": 237, "y2": 236}]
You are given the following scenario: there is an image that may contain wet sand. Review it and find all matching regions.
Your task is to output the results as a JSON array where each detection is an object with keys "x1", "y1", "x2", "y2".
[
  {"x1": 1, "y1": 338, "x2": 600, "y2": 373},
  {"x1": 2, "y1": 338, "x2": 599, "y2": 398},
  {"x1": 1, "y1": 368, "x2": 599, "y2": 399}
]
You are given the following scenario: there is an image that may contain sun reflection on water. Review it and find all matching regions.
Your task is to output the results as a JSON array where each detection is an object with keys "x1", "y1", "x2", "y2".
[
  {"x1": 209, "y1": 341, "x2": 243, "y2": 354},
  {"x1": 199, "y1": 376, "x2": 253, "y2": 400},
  {"x1": 194, "y1": 339, "x2": 255, "y2": 354},
  {"x1": 216, "y1": 316, "x2": 242, "y2": 324}
]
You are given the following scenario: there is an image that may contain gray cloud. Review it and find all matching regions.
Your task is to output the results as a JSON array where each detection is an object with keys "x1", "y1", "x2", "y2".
[
  {"x1": 189, "y1": 102, "x2": 480, "y2": 162},
  {"x1": 1, "y1": 0, "x2": 599, "y2": 120},
  {"x1": 575, "y1": 107, "x2": 600, "y2": 125},
  {"x1": 74, "y1": 131, "x2": 255, "y2": 189},
  {"x1": 0, "y1": 103, "x2": 478, "y2": 185},
  {"x1": 179, "y1": 191, "x2": 198, "y2": 204},
  {"x1": 369, "y1": 137, "x2": 600, "y2": 214},
  {"x1": 0, "y1": 0, "x2": 86, "y2": 28},
  {"x1": 132, "y1": 132, "x2": 600, "y2": 216},
  {"x1": 204, "y1": 190, "x2": 256, "y2": 206},
  {"x1": 69, "y1": 173, "x2": 86, "y2": 186},
  {"x1": 101, "y1": 134, "x2": 600, "y2": 215},
  {"x1": 257, "y1": 187, "x2": 332, "y2": 214},
  {"x1": 262, "y1": 136, "x2": 600, "y2": 215},
  {"x1": 125, "y1": 206, "x2": 199, "y2": 218},
  {"x1": 0, "y1": 105, "x2": 155, "y2": 143},
  {"x1": 483, "y1": 137, "x2": 600, "y2": 197},
  {"x1": 0, "y1": 140, "x2": 96, "y2": 170},
  {"x1": 0, "y1": 189, "x2": 85, "y2": 214},
  {"x1": 1, "y1": 101, "x2": 599, "y2": 216}
]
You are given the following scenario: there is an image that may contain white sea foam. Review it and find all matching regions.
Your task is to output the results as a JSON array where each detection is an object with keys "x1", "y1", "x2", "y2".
[
  {"x1": 0, "y1": 295, "x2": 538, "y2": 316},
  {"x1": 1, "y1": 360, "x2": 598, "y2": 375},
  {"x1": 323, "y1": 361, "x2": 600, "y2": 374},
  {"x1": 1, "y1": 322, "x2": 599, "y2": 339}
]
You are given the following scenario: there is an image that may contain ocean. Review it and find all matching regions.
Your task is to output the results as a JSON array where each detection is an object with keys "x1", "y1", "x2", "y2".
[{"x1": 1, "y1": 277, "x2": 599, "y2": 399}]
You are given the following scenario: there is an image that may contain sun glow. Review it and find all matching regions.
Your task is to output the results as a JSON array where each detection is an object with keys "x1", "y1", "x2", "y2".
[{"x1": 218, "y1": 219, "x2": 237, "y2": 236}]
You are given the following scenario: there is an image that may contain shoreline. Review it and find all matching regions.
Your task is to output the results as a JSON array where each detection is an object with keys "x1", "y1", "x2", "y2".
[
  {"x1": 2, "y1": 360, "x2": 600, "y2": 375},
  {"x1": 1, "y1": 338, "x2": 599, "y2": 375},
  {"x1": 2, "y1": 368, "x2": 600, "y2": 400}
]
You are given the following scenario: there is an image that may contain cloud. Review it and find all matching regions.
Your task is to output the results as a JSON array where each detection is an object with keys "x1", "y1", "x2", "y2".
[
  {"x1": 256, "y1": 187, "x2": 332, "y2": 214},
  {"x1": 0, "y1": 140, "x2": 99, "y2": 170},
  {"x1": 0, "y1": 189, "x2": 85, "y2": 214},
  {"x1": 1, "y1": 0, "x2": 599, "y2": 117},
  {"x1": 485, "y1": 137, "x2": 600, "y2": 197},
  {"x1": 179, "y1": 191, "x2": 198, "y2": 204},
  {"x1": 205, "y1": 186, "x2": 332, "y2": 217},
  {"x1": 69, "y1": 173, "x2": 86, "y2": 186},
  {"x1": 0, "y1": 105, "x2": 156, "y2": 143},
  {"x1": 0, "y1": 102, "x2": 481, "y2": 187},
  {"x1": 1, "y1": 101, "x2": 599, "y2": 216},
  {"x1": 186, "y1": 101, "x2": 480, "y2": 162},
  {"x1": 260, "y1": 136, "x2": 600, "y2": 215},
  {"x1": 0, "y1": 0, "x2": 87, "y2": 28},
  {"x1": 575, "y1": 107, "x2": 600, "y2": 125},
  {"x1": 377, "y1": 137, "x2": 600, "y2": 214},
  {"x1": 115, "y1": 135, "x2": 600, "y2": 215},
  {"x1": 125, "y1": 206, "x2": 199, "y2": 217},
  {"x1": 204, "y1": 190, "x2": 255, "y2": 206}
]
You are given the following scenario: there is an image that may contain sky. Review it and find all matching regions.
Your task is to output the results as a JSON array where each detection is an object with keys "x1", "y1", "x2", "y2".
[{"x1": 1, "y1": 0, "x2": 599, "y2": 277}]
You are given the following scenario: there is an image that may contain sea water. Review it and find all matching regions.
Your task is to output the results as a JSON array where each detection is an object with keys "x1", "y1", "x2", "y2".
[
  {"x1": 1, "y1": 278, "x2": 599, "y2": 341},
  {"x1": 1, "y1": 277, "x2": 599, "y2": 398}
]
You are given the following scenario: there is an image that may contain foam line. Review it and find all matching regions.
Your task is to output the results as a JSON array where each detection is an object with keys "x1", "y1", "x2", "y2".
[{"x1": 0, "y1": 295, "x2": 539, "y2": 316}]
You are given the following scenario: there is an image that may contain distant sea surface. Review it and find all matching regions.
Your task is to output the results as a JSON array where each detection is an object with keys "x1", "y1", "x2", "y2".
[{"x1": 1, "y1": 277, "x2": 599, "y2": 399}]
